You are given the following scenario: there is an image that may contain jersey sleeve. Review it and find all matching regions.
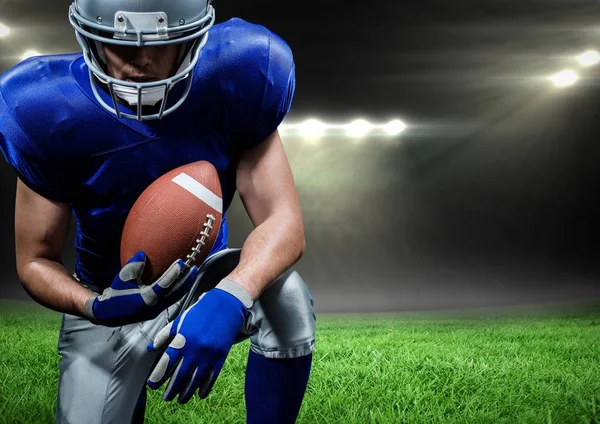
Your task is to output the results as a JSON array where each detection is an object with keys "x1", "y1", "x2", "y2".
[
  {"x1": 0, "y1": 88, "x2": 73, "y2": 203},
  {"x1": 233, "y1": 32, "x2": 296, "y2": 151},
  {"x1": 252, "y1": 35, "x2": 296, "y2": 144}
]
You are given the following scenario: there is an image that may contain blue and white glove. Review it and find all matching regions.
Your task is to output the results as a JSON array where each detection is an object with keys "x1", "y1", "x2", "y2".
[
  {"x1": 146, "y1": 279, "x2": 254, "y2": 404},
  {"x1": 83, "y1": 251, "x2": 199, "y2": 327}
]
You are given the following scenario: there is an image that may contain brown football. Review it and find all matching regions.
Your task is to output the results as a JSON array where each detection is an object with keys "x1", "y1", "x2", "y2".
[{"x1": 120, "y1": 160, "x2": 223, "y2": 283}]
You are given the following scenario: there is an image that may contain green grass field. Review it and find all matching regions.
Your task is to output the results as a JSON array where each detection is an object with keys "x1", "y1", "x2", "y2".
[{"x1": 0, "y1": 300, "x2": 599, "y2": 424}]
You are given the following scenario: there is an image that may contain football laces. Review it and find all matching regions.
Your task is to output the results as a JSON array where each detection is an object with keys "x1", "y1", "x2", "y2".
[{"x1": 184, "y1": 214, "x2": 216, "y2": 268}]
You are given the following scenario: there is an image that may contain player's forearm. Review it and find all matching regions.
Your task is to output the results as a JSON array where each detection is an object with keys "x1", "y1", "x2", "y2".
[
  {"x1": 18, "y1": 258, "x2": 94, "y2": 317},
  {"x1": 226, "y1": 209, "x2": 305, "y2": 301}
]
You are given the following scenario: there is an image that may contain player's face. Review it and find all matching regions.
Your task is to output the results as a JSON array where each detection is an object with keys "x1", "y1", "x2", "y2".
[{"x1": 102, "y1": 44, "x2": 182, "y2": 82}]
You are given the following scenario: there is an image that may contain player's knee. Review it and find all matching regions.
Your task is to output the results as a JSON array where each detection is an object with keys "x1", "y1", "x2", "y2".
[
  {"x1": 278, "y1": 270, "x2": 315, "y2": 313},
  {"x1": 269, "y1": 270, "x2": 315, "y2": 319},
  {"x1": 249, "y1": 270, "x2": 316, "y2": 358}
]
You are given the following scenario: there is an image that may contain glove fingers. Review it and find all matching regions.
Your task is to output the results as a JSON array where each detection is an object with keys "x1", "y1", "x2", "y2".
[
  {"x1": 147, "y1": 344, "x2": 182, "y2": 390},
  {"x1": 147, "y1": 320, "x2": 176, "y2": 352},
  {"x1": 178, "y1": 366, "x2": 207, "y2": 404},
  {"x1": 199, "y1": 359, "x2": 226, "y2": 399},
  {"x1": 163, "y1": 358, "x2": 195, "y2": 402},
  {"x1": 142, "y1": 263, "x2": 196, "y2": 308},
  {"x1": 147, "y1": 352, "x2": 172, "y2": 390},
  {"x1": 119, "y1": 251, "x2": 147, "y2": 283},
  {"x1": 164, "y1": 265, "x2": 199, "y2": 300},
  {"x1": 151, "y1": 260, "x2": 186, "y2": 295}
]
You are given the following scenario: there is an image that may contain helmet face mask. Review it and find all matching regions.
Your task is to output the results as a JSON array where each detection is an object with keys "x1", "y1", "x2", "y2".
[{"x1": 69, "y1": 0, "x2": 215, "y2": 121}]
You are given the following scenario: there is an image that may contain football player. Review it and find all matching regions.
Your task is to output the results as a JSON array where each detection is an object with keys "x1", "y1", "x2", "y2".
[{"x1": 0, "y1": 1, "x2": 316, "y2": 423}]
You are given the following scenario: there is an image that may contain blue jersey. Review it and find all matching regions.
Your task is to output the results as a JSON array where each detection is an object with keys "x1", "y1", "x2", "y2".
[{"x1": 0, "y1": 18, "x2": 295, "y2": 289}]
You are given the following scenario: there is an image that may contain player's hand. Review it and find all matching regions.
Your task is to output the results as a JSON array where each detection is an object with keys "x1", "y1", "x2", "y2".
[
  {"x1": 146, "y1": 285, "x2": 248, "y2": 404},
  {"x1": 83, "y1": 251, "x2": 199, "y2": 327}
]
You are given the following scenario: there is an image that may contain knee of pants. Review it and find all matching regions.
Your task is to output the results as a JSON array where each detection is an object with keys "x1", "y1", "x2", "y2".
[{"x1": 244, "y1": 269, "x2": 317, "y2": 359}]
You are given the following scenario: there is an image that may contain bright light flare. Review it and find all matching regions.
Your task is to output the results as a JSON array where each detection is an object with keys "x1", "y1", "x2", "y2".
[
  {"x1": 346, "y1": 119, "x2": 373, "y2": 138},
  {"x1": 552, "y1": 70, "x2": 578, "y2": 87},
  {"x1": 21, "y1": 50, "x2": 41, "y2": 61},
  {"x1": 280, "y1": 118, "x2": 408, "y2": 139},
  {"x1": 299, "y1": 119, "x2": 326, "y2": 140},
  {"x1": 578, "y1": 50, "x2": 600, "y2": 67},
  {"x1": 0, "y1": 23, "x2": 9, "y2": 38},
  {"x1": 383, "y1": 119, "x2": 406, "y2": 136}
]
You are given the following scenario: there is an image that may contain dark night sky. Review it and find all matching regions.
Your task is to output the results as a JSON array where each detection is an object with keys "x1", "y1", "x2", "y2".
[{"x1": 1, "y1": 0, "x2": 600, "y2": 312}]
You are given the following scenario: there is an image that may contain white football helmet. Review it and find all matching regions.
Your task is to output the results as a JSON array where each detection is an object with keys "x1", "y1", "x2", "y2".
[{"x1": 69, "y1": 0, "x2": 215, "y2": 121}]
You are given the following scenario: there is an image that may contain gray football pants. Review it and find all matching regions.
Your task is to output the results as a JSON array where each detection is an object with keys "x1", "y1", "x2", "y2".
[{"x1": 55, "y1": 249, "x2": 316, "y2": 424}]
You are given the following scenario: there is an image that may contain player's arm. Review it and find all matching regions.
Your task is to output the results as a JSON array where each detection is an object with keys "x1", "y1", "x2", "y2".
[
  {"x1": 147, "y1": 128, "x2": 305, "y2": 401},
  {"x1": 14, "y1": 178, "x2": 93, "y2": 316},
  {"x1": 15, "y1": 178, "x2": 199, "y2": 324},
  {"x1": 226, "y1": 129, "x2": 305, "y2": 301}
]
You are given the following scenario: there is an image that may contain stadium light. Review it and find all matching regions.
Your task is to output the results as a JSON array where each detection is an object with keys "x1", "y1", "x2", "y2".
[
  {"x1": 383, "y1": 119, "x2": 406, "y2": 136},
  {"x1": 0, "y1": 23, "x2": 9, "y2": 38},
  {"x1": 21, "y1": 50, "x2": 41, "y2": 61},
  {"x1": 299, "y1": 119, "x2": 326, "y2": 140},
  {"x1": 280, "y1": 118, "x2": 408, "y2": 139},
  {"x1": 346, "y1": 119, "x2": 373, "y2": 138},
  {"x1": 578, "y1": 50, "x2": 600, "y2": 67},
  {"x1": 552, "y1": 70, "x2": 578, "y2": 87}
]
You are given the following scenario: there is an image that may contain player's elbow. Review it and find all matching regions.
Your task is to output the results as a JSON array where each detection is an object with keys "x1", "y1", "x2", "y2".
[
  {"x1": 287, "y1": 233, "x2": 305, "y2": 268},
  {"x1": 289, "y1": 215, "x2": 306, "y2": 263},
  {"x1": 269, "y1": 206, "x2": 305, "y2": 264},
  {"x1": 15, "y1": 248, "x2": 59, "y2": 285},
  {"x1": 16, "y1": 257, "x2": 41, "y2": 287},
  {"x1": 297, "y1": 231, "x2": 306, "y2": 260},
  {"x1": 15, "y1": 254, "x2": 33, "y2": 285},
  {"x1": 16, "y1": 258, "x2": 38, "y2": 299}
]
